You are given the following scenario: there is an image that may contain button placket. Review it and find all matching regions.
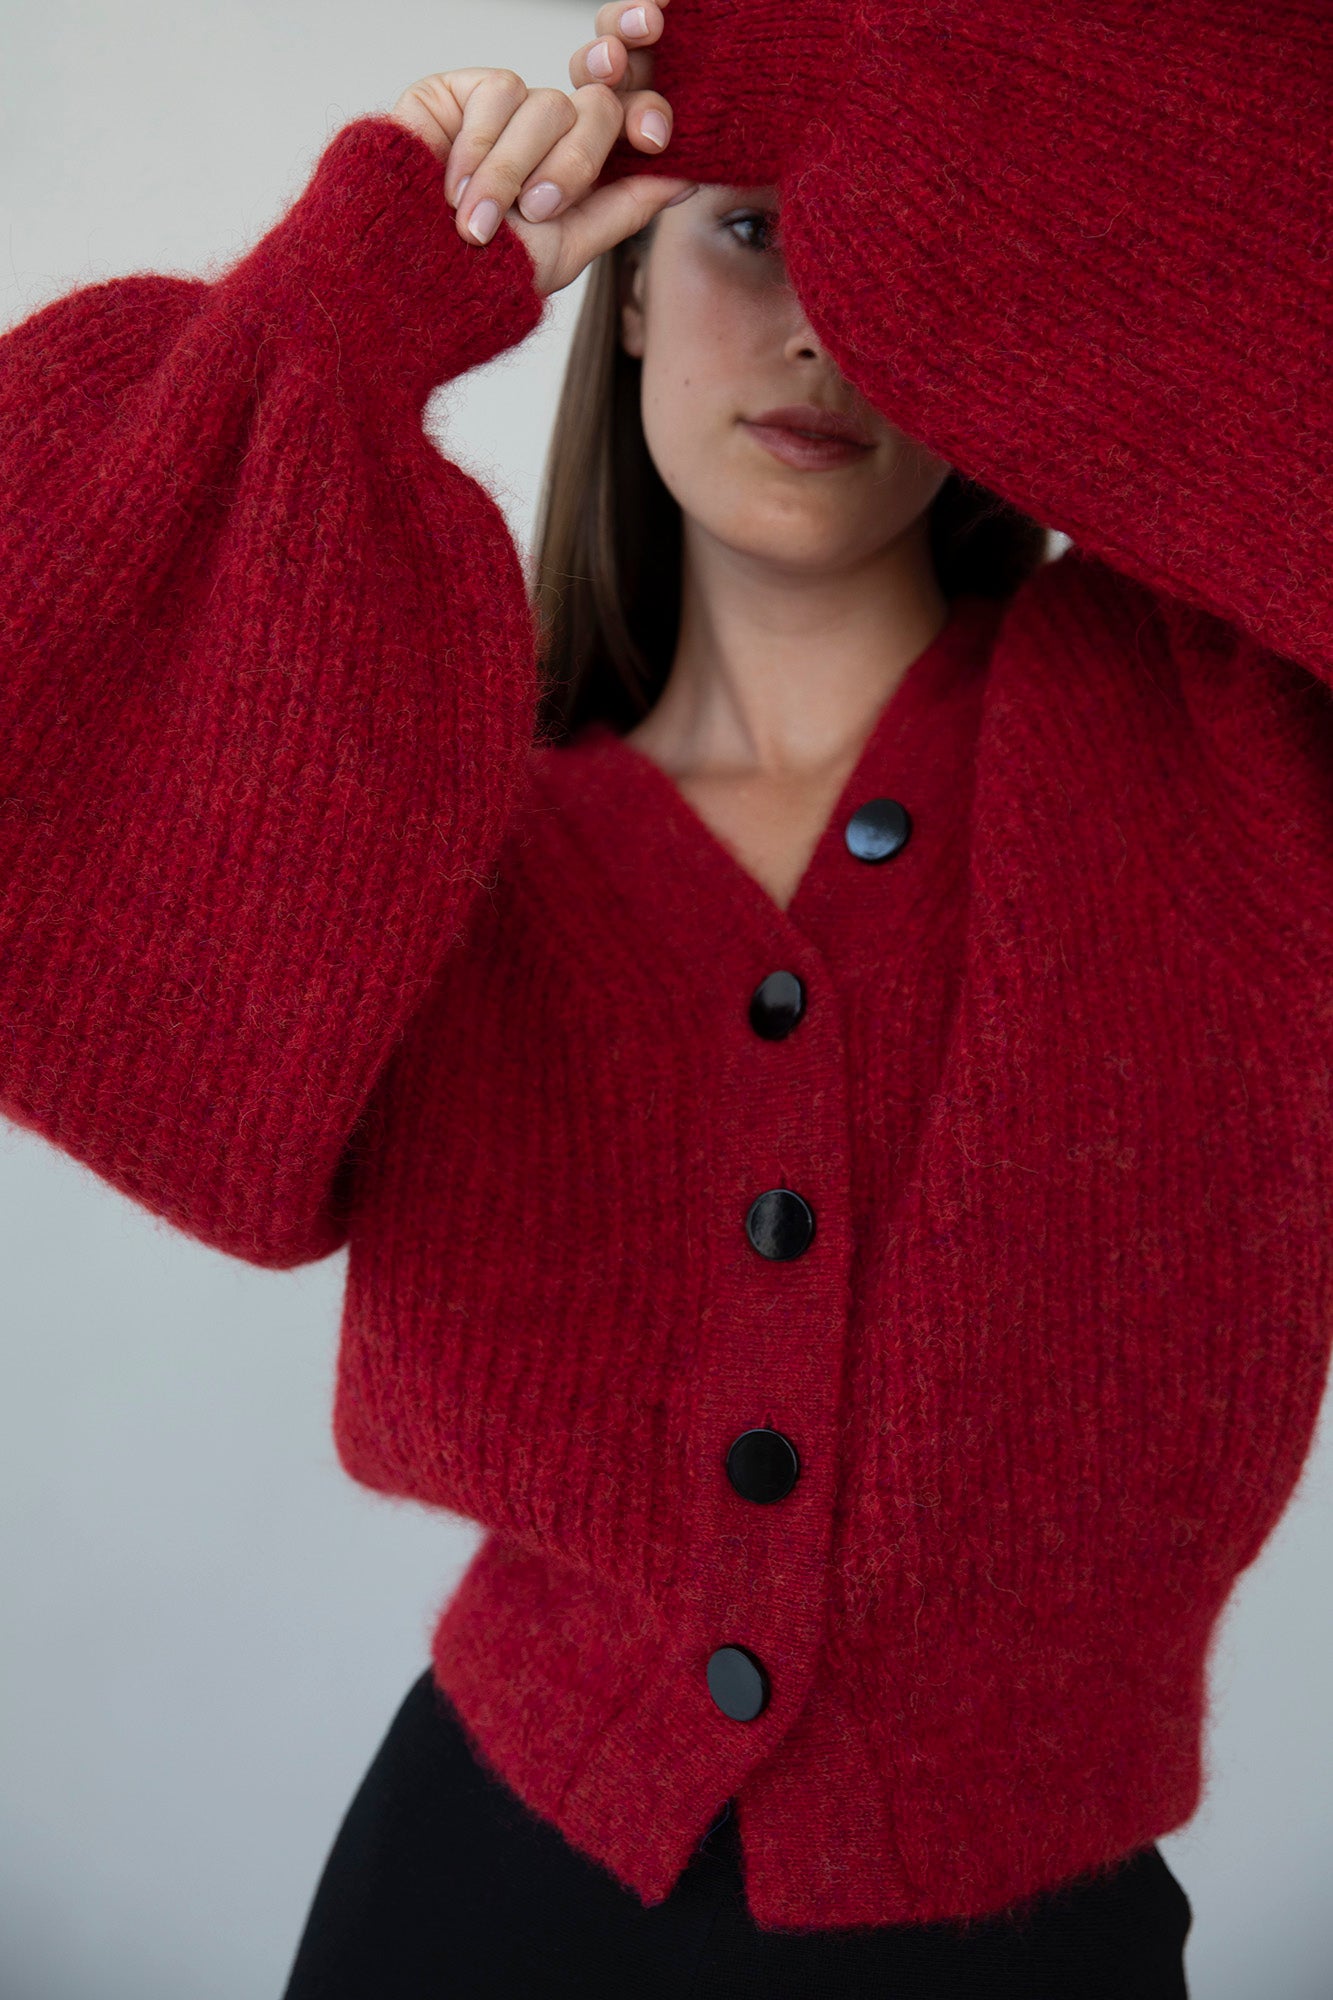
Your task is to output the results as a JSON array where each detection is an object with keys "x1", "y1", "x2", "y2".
[
  {"x1": 705, "y1": 962, "x2": 821, "y2": 1724},
  {"x1": 532, "y1": 696, "x2": 952, "y2": 1774},
  {"x1": 705, "y1": 786, "x2": 919, "y2": 1724}
]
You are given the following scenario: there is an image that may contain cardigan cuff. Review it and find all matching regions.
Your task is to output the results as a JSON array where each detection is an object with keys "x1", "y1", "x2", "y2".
[{"x1": 211, "y1": 114, "x2": 549, "y2": 403}]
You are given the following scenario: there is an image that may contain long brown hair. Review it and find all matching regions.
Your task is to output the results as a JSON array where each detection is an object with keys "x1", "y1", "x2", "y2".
[{"x1": 528, "y1": 214, "x2": 1050, "y2": 748}]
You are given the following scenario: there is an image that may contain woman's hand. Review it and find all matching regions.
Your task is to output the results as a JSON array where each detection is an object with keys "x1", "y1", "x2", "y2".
[{"x1": 390, "y1": 8, "x2": 695, "y2": 299}]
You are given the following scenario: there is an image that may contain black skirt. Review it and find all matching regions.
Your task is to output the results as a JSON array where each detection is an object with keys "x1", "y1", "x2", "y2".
[{"x1": 280, "y1": 1668, "x2": 1193, "y2": 2000}]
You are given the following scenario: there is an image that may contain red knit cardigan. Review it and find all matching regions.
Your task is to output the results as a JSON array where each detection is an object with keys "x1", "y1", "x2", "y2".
[{"x1": 2, "y1": 1, "x2": 1330, "y2": 1932}]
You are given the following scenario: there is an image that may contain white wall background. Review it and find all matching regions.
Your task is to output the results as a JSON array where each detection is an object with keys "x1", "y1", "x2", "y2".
[{"x1": 2, "y1": 4, "x2": 1330, "y2": 1996}]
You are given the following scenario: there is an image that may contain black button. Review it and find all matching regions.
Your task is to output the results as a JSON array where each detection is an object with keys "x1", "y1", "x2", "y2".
[
  {"x1": 745, "y1": 1188, "x2": 815, "y2": 1260},
  {"x1": 845, "y1": 797, "x2": 912, "y2": 862},
  {"x1": 726, "y1": 1428, "x2": 800, "y2": 1502},
  {"x1": 706, "y1": 1645, "x2": 770, "y2": 1721},
  {"x1": 749, "y1": 971, "x2": 806, "y2": 1040}
]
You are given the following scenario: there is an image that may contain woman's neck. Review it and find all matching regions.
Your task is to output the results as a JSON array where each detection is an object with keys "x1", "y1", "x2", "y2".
[{"x1": 624, "y1": 516, "x2": 948, "y2": 785}]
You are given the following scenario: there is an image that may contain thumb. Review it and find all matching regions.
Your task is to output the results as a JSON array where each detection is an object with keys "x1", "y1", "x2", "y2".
[{"x1": 527, "y1": 174, "x2": 697, "y2": 297}]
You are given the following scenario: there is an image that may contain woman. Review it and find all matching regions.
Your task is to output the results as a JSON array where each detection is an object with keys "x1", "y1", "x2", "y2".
[{"x1": 2, "y1": 0, "x2": 1327, "y2": 1992}]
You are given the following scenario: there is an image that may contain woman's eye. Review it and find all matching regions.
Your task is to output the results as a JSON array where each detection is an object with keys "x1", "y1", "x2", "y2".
[{"x1": 725, "y1": 210, "x2": 779, "y2": 253}]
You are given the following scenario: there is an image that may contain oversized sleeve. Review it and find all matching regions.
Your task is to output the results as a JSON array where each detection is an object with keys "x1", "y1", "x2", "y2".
[
  {"x1": 0, "y1": 114, "x2": 549, "y2": 1268},
  {"x1": 775, "y1": 0, "x2": 1331, "y2": 678}
]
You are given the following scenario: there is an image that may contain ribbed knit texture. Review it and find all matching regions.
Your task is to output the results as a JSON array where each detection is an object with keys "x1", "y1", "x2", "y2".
[
  {"x1": 4, "y1": 2, "x2": 1332, "y2": 1932},
  {"x1": 0, "y1": 118, "x2": 548, "y2": 1265}
]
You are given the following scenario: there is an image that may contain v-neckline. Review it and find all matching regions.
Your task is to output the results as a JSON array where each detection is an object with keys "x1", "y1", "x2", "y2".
[{"x1": 576, "y1": 594, "x2": 991, "y2": 936}]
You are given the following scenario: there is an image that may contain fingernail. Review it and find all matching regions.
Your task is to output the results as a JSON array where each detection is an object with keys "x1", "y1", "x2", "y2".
[
  {"x1": 468, "y1": 197, "x2": 500, "y2": 244},
  {"x1": 641, "y1": 110, "x2": 669, "y2": 149},
  {"x1": 519, "y1": 181, "x2": 562, "y2": 222},
  {"x1": 619, "y1": 6, "x2": 648, "y2": 32},
  {"x1": 664, "y1": 184, "x2": 697, "y2": 207},
  {"x1": 448, "y1": 172, "x2": 471, "y2": 209},
  {"x1": 587, "y1": 38, "x2": 615, "y2": 77}
]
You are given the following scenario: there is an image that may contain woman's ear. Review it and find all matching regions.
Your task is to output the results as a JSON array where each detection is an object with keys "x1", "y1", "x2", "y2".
[{"x1": 618, "y1": 241, "x2": 648, "y2": 360}]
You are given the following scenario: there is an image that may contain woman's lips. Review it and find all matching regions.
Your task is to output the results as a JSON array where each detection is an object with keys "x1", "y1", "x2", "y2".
[{"x1": 740, "y1": 421, "x2": 873, "y2": 470}]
